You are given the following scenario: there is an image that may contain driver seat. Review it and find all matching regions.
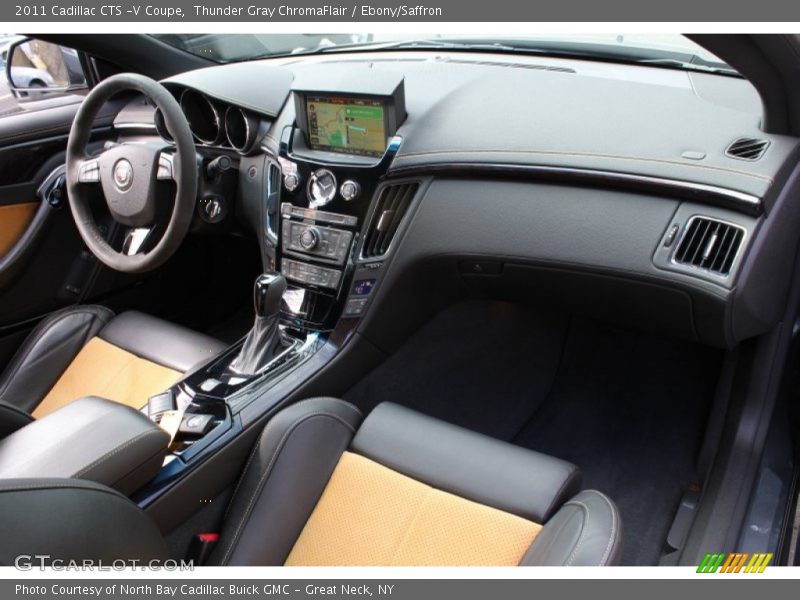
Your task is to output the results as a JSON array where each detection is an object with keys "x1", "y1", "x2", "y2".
[{"x1": 0, "y1": 305, "x2": 226, "y2": 421}]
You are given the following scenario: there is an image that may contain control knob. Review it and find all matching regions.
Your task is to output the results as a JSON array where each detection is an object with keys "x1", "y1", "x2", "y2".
[
  {"x1": 307, "y1": 168, "x2": 337, "y2": 208},
  {"x1": 284, "y1": 172, "x2": 301, "y2": 192},
  {"x1": 299, "y1": 227, "x2": 321, "y2": 251},
  {"x1": 340, "y1": 180, "x2": 361, "y2": 201},
  {"x1": 206, "y1": 200, "x2": 222, "y2": 220},
  {"x1": 199, "y1": 196, "x2": 226, "y2": 223}
]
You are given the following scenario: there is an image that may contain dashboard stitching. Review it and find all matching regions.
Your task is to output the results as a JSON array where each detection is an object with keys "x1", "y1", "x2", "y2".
[{"x1": 392, "y1": 149, "x2": 775, "y2": 183}]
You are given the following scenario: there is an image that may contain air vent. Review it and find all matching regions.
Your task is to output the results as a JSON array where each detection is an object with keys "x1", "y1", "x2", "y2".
[
  {"x1": 726, "y1": 137, "x2": 770, "y2": 161},
  {"x1": 265, "y1": 161, "x2": 281, "y2": 241},
  {"x1": 673, "y1": 217, "x2": 745, "y2": 277},
  {"x1": 362, "y1": 183, "x2": 419, "y2": 259}
]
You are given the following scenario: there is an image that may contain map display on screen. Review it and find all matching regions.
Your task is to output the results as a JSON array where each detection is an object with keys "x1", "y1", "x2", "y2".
[{"x1": 306, "y1": 95, "x2": 387, "y2": 157}]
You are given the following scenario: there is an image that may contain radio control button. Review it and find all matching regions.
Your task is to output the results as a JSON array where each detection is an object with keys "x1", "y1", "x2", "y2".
[
  {"x1": 282, "y1": 221, "x2": 353, "y2": 264},
  {"x1": 281, "y1": 258, "x2": 342, "y2": 290}
]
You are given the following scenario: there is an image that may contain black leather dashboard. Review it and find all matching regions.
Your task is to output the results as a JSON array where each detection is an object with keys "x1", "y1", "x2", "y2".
[{"x1": 112, "y1": 50, "x2": 800, "y2": 349}]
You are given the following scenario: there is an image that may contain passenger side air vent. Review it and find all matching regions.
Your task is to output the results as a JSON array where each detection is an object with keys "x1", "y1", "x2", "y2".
[
  {"x1": 673, "y1": 217, "x2": 745, "y2": 277},
  {"x1": 362, "y1": 183, "x2": 419, "y2": 259},
  {"x1": 726, "y1": 137, "x2": 770, "y2": 161}
]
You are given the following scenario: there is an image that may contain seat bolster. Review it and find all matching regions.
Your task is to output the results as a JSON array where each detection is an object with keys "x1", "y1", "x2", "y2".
[
  {"x1": 351, "y1": 402, "x2": 581, "y2": 523},
  {"x1": 99, "y1": 310, "x2": 227, "y2": 372},
  {"x1": 0, "y1": 305, "x2": 113, "y2": 413},
  {"x1": 210, "y1": 398, "x2": 363, "y2": 566},
  {"x1": 520, "y1": 490, "x2": 623, "y2": 566},
  {"x1": 0, "y1": 478, "x2": 168, "y2": 566}
]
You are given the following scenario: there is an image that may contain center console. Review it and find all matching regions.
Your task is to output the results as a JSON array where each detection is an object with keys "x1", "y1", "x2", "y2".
[
  {"x1": 273, "y1": 71, "x2": 407, "y2": 331},
  {"x1": 275, "y1": 128, "x2": 402, "y2": 329},
  {"x1": 133, "y1": 73, "x2": 422, "y2": 521}
]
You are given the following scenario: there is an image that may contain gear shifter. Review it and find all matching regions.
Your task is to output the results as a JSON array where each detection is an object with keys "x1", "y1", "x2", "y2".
[{"x1": 228, "y1": 272, "x2": 287, "y2": 375}]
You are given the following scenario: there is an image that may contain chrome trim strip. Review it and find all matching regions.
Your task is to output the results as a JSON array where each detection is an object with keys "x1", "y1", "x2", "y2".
[
  {"x1": 225, "y1": 106, "x2": 254, "y2": 154},
  {"x1": 226, "y1": 332, "x2": 320, "y2": 410},
  {"x1": 388, "y1": 162, "x2": 763, "y2": 215},
  {"x1": 113, "y1": 122, "x2": 158, "y2": 131}
]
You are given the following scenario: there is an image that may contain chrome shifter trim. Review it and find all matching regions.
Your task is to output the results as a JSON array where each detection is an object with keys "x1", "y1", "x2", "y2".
[{"x1": 226, "y1": 332, "x2": 320, "y2": 409}]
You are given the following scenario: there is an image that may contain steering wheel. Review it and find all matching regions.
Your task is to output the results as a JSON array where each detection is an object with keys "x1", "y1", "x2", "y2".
[{"x1": 66, "y1": 73, "x2": 197, "y2": 273}]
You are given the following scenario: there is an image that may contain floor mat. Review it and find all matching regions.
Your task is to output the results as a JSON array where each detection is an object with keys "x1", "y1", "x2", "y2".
[
  {"x1": 345, "y1": 300, "x2": 723, "y2": 565},
  {"x1": 346, "y1": 301, "x2": 570, "y2": 441}
]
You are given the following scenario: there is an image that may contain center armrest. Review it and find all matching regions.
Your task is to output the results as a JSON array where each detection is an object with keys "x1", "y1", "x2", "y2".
[{"x1": 0, "y1": 396, "x2": 169, "y2": 495}]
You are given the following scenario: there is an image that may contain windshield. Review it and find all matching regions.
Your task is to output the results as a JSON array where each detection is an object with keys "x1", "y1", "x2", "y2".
[{"x1": 153, "y1": 33, "x2": 736, "y2": 74}]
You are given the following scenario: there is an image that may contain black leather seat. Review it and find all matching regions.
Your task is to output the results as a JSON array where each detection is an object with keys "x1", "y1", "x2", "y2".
[
  {"x1": 0, "y1": 398, "x2": 622, "y2": 566},
  {"x1": 0, "y1": 305, "x2": 226, "y2": 427}
]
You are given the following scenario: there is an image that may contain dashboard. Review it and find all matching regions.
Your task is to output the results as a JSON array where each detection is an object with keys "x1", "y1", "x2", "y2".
[{"x1": 114, "y1": 50, "x2": 800, "y2": 351}]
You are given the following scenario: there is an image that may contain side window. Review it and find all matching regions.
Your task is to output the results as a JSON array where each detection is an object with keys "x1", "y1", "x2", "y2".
[{"x1": 0, "y1": 36, "x2": 88, "y2": 117}]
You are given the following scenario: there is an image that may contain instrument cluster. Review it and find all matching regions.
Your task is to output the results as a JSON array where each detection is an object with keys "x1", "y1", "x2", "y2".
[{"x1": 154, "y1": 87, "x2": 269, "y2": 155}]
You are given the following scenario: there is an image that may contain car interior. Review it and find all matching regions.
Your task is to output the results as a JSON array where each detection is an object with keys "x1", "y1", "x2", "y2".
[{"x1": 0, "y1": 33, "x2": 799, "y2": 567}]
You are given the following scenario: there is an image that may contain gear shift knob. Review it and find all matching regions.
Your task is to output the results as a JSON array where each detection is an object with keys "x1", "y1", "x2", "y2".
[
  {"x1": 254, "y1": 272, "x2": 287, "y2": 318},
  {"x1": 228, "y1": 272, "x2": 287, "y2": 375}
]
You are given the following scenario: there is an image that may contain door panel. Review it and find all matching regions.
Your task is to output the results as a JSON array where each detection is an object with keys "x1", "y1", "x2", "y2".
[
  {"x1": 0, "y1": 202, "x2": 38, "y2": 257},
  {"x1": 0, "y1": 94, "x2": 134, "y2": 374}
]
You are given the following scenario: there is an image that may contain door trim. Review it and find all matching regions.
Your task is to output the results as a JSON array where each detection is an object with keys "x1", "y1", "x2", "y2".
[{"x1": 0, "y1": 202, "x2": 39, "y2": 259}]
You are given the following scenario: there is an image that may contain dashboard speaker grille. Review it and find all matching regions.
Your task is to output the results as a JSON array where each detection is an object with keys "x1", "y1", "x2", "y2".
[
  {"x1": 362, "y1": 183, "x2": 419, "y2": 259},
  {"x1": 674, "y1": 217, "x2": 745, "y2": 277},
  {"x1": 726, "y1": 137, "x2": 770, "y2": 161}
]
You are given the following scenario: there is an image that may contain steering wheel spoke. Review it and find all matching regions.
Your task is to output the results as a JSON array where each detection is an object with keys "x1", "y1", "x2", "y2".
[
  {"x1": 77, "y1": 158, "x2": 101, "y2": 183},
  {"x1": 157, "y1": 151, "x2": 175, "y2": 181},
  {"x1": 122, "y1": 227, "x2": 154, "y2": 256}
]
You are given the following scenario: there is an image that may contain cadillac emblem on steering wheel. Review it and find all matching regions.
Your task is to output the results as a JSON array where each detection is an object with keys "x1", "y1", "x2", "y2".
[{"x1": 113, "y1": 159, "x2": 134, "y2": 191}]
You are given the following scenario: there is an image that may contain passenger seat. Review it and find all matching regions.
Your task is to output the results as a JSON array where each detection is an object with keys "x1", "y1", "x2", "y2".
[
  {"x1": 211, "y1": 399, "x2": 621, "y2": 566},
  {"x1": 0, "y1": 399, "x2": 622, "y2": 566}
]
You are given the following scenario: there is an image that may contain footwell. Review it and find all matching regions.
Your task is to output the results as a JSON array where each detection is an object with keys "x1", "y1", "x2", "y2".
[{"x1": 345, "y1": 300, "x2": 722, "y2": 565}]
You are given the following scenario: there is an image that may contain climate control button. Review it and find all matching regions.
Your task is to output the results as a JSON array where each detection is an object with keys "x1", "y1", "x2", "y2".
[{"x1": 282, "y1": 220, "x2": 353, "y2": 265}]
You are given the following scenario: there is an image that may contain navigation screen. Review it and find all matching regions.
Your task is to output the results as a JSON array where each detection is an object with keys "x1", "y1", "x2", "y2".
[{"x1": 306, "y1": 95, "x2": 387, "y2": 157}]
